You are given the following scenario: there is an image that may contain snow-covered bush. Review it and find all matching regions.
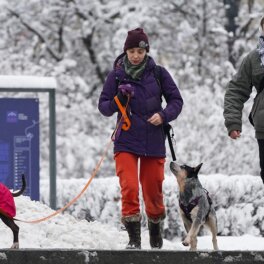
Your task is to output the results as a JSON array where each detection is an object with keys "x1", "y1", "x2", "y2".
[{"x1": 40, "y1": 174, "x2": 264, "y2": 240}]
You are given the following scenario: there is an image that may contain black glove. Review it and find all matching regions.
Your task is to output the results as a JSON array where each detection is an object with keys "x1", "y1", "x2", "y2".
[{"x1": 116, "y1": 91, "x2": 128, "y2": 106}]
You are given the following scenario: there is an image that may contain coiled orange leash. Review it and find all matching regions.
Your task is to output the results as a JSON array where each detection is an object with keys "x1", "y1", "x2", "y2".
[{"x1": 113, "y1": 95, "x2": 131, "y2": 130}]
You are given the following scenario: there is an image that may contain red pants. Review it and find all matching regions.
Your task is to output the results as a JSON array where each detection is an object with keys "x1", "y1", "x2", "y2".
[{"x1": 115, "y1": 152, "x2": 165, "y2": 220}]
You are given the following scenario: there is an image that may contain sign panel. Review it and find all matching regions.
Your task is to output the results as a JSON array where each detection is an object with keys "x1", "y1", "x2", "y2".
[{"x1": 0, "y1": 98, "x2": 39, "y2": 200}]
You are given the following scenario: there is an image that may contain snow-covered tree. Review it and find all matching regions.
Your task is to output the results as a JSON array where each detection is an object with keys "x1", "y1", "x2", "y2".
[{"x1": 0, "y1": 0, "x2": 262, "y2": 179}]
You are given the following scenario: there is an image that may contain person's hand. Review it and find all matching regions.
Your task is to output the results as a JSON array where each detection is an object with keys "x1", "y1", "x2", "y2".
[
  {"x1": 118, "y1": 84, "x2": 135, "y2": 97},
  {"x1": 229, "y1": 130, "x2": 241, "y2": 139},
  {"x1": 116, "y1": 91, "x2": 128, "y2": 106},
  {"x1": 147, "y1": 113, "x2": 163, "y2": 126}
]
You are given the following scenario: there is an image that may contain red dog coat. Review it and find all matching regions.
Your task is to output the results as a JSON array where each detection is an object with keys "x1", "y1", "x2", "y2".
[{"x1": 0, "y1": 183, "x2": 16, "y2": 218}]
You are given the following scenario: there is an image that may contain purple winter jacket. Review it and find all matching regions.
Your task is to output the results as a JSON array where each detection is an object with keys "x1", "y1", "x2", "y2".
[{"x1": 98, "y1": 54, "x2": 183, "y2": 157}]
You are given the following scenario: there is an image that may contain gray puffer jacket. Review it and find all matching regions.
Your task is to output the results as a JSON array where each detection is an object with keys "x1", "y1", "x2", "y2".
[{"x1": 224, "y1": 49, "x2": 264, "y2": 139}]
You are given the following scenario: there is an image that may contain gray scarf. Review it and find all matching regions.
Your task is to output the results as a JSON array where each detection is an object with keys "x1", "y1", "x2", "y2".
[
  {"x1": 124, "y1": 55, "x2": 148, "y2": 80},
  {"x1": 257, "y1": 36, "x2": 264, "y2": 66}
]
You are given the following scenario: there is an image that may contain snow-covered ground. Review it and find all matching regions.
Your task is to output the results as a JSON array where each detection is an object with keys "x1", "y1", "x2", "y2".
[{"x1": 1, "y1": 195, "x2": 264, "y2": 251}]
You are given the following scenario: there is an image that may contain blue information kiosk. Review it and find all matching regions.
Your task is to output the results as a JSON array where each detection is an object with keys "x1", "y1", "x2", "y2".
[
  {"x1": 0, "y1": 98, "x2": 39, "y2": 200},
  {"x1": 0, "y1": 75, "x2": 57, "y2": 208}
]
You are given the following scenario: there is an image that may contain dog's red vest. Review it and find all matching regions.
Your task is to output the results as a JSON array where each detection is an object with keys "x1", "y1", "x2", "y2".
[{"x1": 0, "y1": 183, "x2": 16, "y2": 218}]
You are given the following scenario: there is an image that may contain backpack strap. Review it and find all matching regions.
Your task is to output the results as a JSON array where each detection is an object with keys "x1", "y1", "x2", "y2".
[
  {"x1": 153, "y1": 65, "x2": 163, "y2": 99},
  {"x1": 154, "y1": 65, "x2": 177, "y2": 161},
  {"x1": 163, "y1": 123, "x2": 177, "y2": 161}
]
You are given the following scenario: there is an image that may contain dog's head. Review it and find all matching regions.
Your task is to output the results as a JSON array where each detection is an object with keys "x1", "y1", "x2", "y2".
[{"x1": 170, "y1": 162, "x2": 203, "y2": 181}]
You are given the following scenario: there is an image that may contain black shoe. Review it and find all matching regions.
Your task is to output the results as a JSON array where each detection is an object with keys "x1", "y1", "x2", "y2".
[
  {"x1": 124, "y1": 221, "x2": 141, "y2": 249},
  {"x1": 148, "y1": 220, "x2": 163, "y2": 249}
]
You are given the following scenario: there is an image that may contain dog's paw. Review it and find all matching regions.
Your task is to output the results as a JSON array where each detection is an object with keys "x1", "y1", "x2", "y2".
[
  {"x1": 182, "y1": 239, "x2": 190, "y2": 247},
  {"x1": 11, "y1": 242, "x2": 19, "y2": 249}
]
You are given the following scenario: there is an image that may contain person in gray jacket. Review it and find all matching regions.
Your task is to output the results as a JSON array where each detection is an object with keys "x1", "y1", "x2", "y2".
[{"x1": 224, "y1": 16, "x2": 264, "y2": 183}]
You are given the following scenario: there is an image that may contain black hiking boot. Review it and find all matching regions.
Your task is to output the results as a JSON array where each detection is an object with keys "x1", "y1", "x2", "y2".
[
  {"x1": 124, "y1": 221, "x2": 141, "y2": 249},
  {"x1": 148, "y1": 220, "x2": 163, "y2": 249}
]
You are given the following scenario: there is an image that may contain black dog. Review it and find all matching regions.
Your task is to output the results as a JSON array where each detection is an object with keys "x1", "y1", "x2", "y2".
[{"x1": 0, "y1": 175, "x2": 26, "y2": 249}]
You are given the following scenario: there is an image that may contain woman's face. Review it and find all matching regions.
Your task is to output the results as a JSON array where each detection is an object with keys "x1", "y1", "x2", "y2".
[{"x1": 126, "y1": 48, "x2": 147, "y2": 65}]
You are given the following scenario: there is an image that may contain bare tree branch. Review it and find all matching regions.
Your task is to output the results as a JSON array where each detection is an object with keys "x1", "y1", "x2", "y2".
[
  {"x1": 170, "y1": 2, "x2": 200, "y2": 20},
  {"x1": 238, "y1": 17, "x2": 254, "y2": 37},
  {"x1": 247, "y1": 0, "x2": 254, "y2": 13},
  {"x1": 7, "y1": 8, "x2": 63, "y2": 61},
  {"x1": 82, "y1": 27, "x2": 106, "y2": 97},
  {"x1": 246, "y1": 27, "x2": 259, "y2": 41},
  {"x1": 58, "y1": 14, "x2": 66, "y2": 54},
  {"x1": 72, "y1": 1, "x2": 108, "y2": 97}
]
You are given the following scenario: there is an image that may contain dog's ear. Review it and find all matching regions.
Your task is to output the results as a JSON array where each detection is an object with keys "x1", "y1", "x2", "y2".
[{"x1": 194, "y1": 163, "x2": 203, "y2": 174}]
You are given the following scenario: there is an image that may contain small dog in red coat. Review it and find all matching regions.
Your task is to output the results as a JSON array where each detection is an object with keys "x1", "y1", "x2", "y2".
[{"x1": 0, "y1": 175, "x2": 26, "y2": 249}]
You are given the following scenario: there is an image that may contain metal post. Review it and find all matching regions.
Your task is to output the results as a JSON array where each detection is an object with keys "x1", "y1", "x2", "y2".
[{"x1": 49, "y1": 89, "x2": 57, "y2": 209}]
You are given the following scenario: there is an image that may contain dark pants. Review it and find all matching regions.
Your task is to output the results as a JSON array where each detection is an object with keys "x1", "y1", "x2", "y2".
[{"x1": 258, "y1": 139, "x2": 264, "y2": 183}]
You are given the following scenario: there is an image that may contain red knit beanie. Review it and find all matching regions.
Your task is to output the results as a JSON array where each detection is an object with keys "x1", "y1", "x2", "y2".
[{"x1": 123, "y1": 28, "x2": 149, "y2": 52}]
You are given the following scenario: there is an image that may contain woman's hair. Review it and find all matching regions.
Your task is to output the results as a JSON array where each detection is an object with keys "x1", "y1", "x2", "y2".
[
  {"x1": 259, "y1": 16, "x2": 264, "y2": 36},
  {"x1": 261, "y1": 16, "x2": 264, "y2": 27}
]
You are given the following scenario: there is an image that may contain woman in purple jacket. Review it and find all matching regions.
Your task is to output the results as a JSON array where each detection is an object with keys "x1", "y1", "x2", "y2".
[{"x1": 98, "y1": 28, "x2": 183, "y2": 249}]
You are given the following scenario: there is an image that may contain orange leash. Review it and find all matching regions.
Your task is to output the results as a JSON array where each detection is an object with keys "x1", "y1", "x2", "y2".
[
  {"x1": 113, "y1": 95, "x2": 131, "y2": 130},
  {"x1": 16, "y1": 139, "x2": 113, "y2": 224},
  {"x1": 15, "y1": 99, "x2": 130, "y2": 224}
]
